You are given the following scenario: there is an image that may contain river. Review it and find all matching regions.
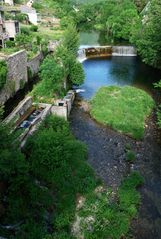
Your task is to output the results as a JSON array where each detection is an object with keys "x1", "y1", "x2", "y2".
[{"x1": 70, "y1": 31, "x2": 161, "y2": 239}]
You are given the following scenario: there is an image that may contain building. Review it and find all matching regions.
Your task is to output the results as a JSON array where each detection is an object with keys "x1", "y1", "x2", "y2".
[
  {"x1": 0, "y1": 0, "x2": 14, "y2": 6},
  {"x1": 4, "y1": 20, "x2": 20, "y2": 40},
  {"x1": 0, "y1": 6, "x2": 9, "y2": 47},
  {"x1": 0, "y1": 6, "x2": 20, "y2": 47},
  {"x1": 4, "y1": 0, "x2": 14, "y2": 6},
  {"x1": 26, "y1": 0, "x2": 33, "y2": 8},
  {"x1": 20, "y1": 5, "x2": 37, "y2": 25}
]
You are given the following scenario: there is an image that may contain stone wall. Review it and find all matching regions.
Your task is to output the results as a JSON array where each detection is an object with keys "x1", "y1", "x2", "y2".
[
  {"x1": 0, "y1": 50, "x2": 28, "y2": 104},
  {"x1": 5, "y1": 96, "x2": 32, "y2": 124},
  {"x1": 27, "y1": 52, "x2": 43, "y2": 76},
  {"x1": 51, "y1": 90, "x2": 75, "y2": 120},
  {"x1": 0, "y1": 50, "x2": 45, "y2": 105}
]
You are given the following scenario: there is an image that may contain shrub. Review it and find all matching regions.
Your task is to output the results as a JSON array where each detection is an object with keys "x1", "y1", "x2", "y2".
[
  {"x1": 119, "y1": 172, "x2": 144, "y2": 217},
  {"x1": 16, "y1": 13, "x2": 27, "y2": 23},
  {"x1": 5, "y1": 40, "x2": 15, "y2": 48},
  {"x1": 30, "y1": 25, "x2": 38, "y2": 32},
  {"x1": 24, "y1": 115, "x2": 96, "y2": 237},
  {"x1": 21, "y1": 26, "x2": 31, "y2": 35},
  {"x1": 126, "y1": 150, "x2": 136, "y2": 162}
]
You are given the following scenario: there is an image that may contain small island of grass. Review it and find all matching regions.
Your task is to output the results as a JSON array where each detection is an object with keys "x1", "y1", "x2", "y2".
[{"x1": 91, "y1": 86, "x2": 154, "y2": 139}]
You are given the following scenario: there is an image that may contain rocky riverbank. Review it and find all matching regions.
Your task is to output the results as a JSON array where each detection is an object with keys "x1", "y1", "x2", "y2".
[{"x1": 70, "y1": 97, "x2": 161, "y2": 239}]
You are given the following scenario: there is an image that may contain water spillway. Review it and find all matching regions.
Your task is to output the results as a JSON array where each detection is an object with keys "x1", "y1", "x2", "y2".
[
  {"x1": 112, "y1": 46, "x2": 137, "y2": 56},
  {"x1": 78, "y1": 45, "x2": 137, "y2": 61}
]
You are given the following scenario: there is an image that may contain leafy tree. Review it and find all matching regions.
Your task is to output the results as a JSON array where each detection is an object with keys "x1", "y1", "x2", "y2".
[
  {"x1": 15, "y1": 33, "x2": 32, "y2": 49},
  {"x1": 95, "y1": 0, "x2": 139, "y2": 40},
  {"x1": 131, "y1": 0, "x2": 161, "y2": 69},
  {"x1": 0, "y1": 114, "x2": 52, "y2": 238},
  {"x1": 54, "y1": 44, "x2": 85, "y2": 86},
  {"x1": 134, "y1": 0, "x2": 148, "y2": 12},
  {"x1": 69, "y1": 60, "x2": 85, "y2": 85},
  {"x1": 24, "y1": 115, "x2": 95, "y2": 236},
  {"x1": 62, "y1": 23, "x2": 80, "y2": 56},
  {"x1": 32, "y1": 55, "x2": 65, "y2": 101}
]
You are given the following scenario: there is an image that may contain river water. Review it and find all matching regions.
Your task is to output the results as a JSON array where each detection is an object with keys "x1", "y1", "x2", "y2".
[
  {"x1": 77, "y1": 56, "x2": 160, "y2": 99},
  {"x1": 70, "y1": 32, "x2": 161, "y2": 239}
]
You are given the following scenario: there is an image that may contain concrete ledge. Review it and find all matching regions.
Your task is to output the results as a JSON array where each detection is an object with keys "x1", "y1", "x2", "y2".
[
  {"x1": 51, "y1": 90, "x2": 75, "y2": 120},
  {"x1": 5, "y1": 96, "x2": 32, "y2": 124}
]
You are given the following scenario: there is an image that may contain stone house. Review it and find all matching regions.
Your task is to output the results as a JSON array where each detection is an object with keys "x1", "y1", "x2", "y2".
[
  {"x1": 4, "y1": 19, "x2": 20, "y2": 40},
  {"x1": 20, "y1": 5, "x2": 37, "y2": 25},
  {"x1": 4, "y1": 0, "x2": 14, "y2": 6},
  {"x1": 0, "y1": 6, "x2": 20, "y2": 47},
  {"x1": 0, "y1": 7, "x2": 9, "y2": 47}
]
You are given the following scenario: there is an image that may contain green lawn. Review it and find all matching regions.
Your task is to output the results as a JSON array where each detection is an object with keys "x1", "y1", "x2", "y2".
[{"x1": 91, "y1": 86, "x2": 154, "y2": 139}]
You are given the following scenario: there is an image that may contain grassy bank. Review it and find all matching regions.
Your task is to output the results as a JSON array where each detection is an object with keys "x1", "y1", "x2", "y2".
[{"x1": 91, "y1": 86, "x2": 154, "y2": 139}]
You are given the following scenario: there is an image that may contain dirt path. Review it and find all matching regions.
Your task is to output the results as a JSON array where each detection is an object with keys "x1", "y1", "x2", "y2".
[{"x1": 70, "y1": 98, "x2": 161, "y2": 239}]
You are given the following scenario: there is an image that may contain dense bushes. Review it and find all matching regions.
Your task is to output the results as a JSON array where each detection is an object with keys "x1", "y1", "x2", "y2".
[
  {"x1": 0, "y1": 114, "x2": 96, "y2": 238},
  {"x1": 24, "y1": 115, "x2": 97, "y2": 238},
  {"x1": 131, "y1": 0, "x2": 161, "y2": 69},
  {"x1": 31, "y1": 55, "x2": 65, "y2": 102},
  {"x1": 0, "y1": 116, "x2": 52, "y2": 238},
  {"x1": 31, "y1": 23, "x2": 84, "y2": 102},
  {"x1": 0, "y1": 61, "x2": 7, "y2": 90}
]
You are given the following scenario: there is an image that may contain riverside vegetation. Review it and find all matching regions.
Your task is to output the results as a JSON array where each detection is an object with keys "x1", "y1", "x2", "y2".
[
  {"x1": 31, "y1": 23, "x2": 84, "y2": 103},
  {"x1": 0, "y1": 113, "x2": 144, "y2": 239},
  {"x1": 90, "y1": 86, "x2": 154, "y2": 139},
  {"x1": 51, "y1": 0, "x2": 161, "y2": 69}
]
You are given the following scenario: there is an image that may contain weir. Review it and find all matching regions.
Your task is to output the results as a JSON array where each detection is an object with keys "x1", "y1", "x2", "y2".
[
  {"x1": 112, "y1": 46, "x2": 137, "y2": 56},
  {"x1": 78, "y1": 45, "x2": 137, "y2": 61}
]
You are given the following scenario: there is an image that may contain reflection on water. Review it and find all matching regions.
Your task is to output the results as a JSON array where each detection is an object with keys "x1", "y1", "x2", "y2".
[
  {"x1": 79, "y1": 31, "x2": 131, "y2": 46},
  {"x1": 79, "y1": 31, "x2": 100, "y2": 46},
  {"x1": 78, "y1": 56, "x2": 161, "y2": 99}
]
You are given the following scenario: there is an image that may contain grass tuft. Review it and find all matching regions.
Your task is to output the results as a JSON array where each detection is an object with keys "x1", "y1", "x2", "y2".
[
  {"x1": 90, "y1": 86, "x2": 154, "y2": 139},
  {"x1": 73, "y1": 172, "x2": 144, "y2": 239}
]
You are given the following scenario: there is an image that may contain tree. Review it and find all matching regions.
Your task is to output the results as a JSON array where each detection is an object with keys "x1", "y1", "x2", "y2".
[
  {"x1": 134, "y1": 0, "x2": 148, "y2": 12},
  {"x1": 0, "y1": 113, "x2": 52, "y2": 238},
  {"x1": 15, "y1": 33, "x2": 32, "y2": 49},
  {"x1": 54, "y1": 44, "x2": 85, "y2": 86},
  {"x1": 131, "y1": 0, "x2": 161, "y2": 69},
  {"x1": 69, "y1": 60, "x2": 85, "y2": 85},
  {"x1": 62, "y1": 23, "x2": 80, "y2": 56},
  {"x1": 32, "y1": 55, "x2": 65, "y2": 101}
]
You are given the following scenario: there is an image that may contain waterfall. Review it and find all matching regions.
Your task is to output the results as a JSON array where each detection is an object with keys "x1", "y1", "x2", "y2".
[
  {"x1": 77, "y1": 48, "x2": 86, "y2": 62},
  {"x1": 112, "y1": 46, "x2": 137, "y2": 56}
]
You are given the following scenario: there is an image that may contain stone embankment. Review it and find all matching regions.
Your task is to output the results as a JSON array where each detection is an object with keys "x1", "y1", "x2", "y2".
[
  {"x1": 0, "y1": 50, "x2": 43, "y2": 105},
  {"x1": 5, "y1": 90, "x2": 75, "y2": 146}
]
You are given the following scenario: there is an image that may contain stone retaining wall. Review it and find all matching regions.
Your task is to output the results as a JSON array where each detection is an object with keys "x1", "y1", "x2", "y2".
[
  {"x1": 27, "y1": 52, "x2": 43, "y2": 76},
  {"x1": 0, "y1": 50, "x2": 28, "y2": 104},
  {"x1": 0, "y1": 50, "x2": 44, "y2": 105},
  {"x1": 5, "y1": 96, "x2": 32, "y2": 124}
]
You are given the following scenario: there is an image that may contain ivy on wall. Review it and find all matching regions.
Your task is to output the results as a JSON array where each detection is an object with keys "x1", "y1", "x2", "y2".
[{"x1": 0, "y1": 61, "x2": 8, "y2": 91}]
